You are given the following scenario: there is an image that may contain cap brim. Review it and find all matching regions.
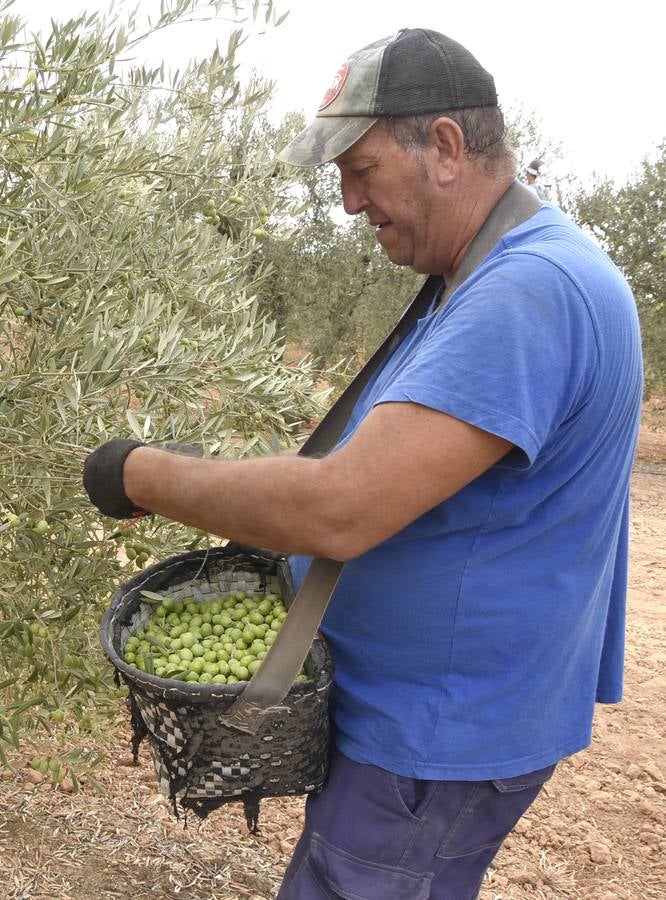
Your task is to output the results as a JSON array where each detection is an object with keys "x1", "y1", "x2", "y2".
[{"x1": 278, "y1": 116, "x2": 378, "y2": 167}]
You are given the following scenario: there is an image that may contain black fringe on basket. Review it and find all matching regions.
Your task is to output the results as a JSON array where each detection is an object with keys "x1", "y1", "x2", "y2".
[
  {"x1": 175, "y1": 791, "x2": 262, "y2": 834},
  {"x1": 243, "y1": 793, "x2": 261, "y2": 834},
  {"x1": 127, "y1": 691, "x2": 148, "y2": 764}
]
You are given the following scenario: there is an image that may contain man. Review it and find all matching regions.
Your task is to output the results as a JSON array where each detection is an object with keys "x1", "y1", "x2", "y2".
[{"x1": 84, "y1": 29, "x2": 643, "y2": 900}]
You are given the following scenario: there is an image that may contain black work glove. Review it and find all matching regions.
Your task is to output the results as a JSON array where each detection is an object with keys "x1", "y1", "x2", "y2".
[{"x1": 83, "y1": 439, "x2": 203, "y2": 519}]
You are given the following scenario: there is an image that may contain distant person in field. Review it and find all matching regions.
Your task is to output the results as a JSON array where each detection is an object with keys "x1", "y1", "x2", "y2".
[
  {"x1": 525, "y1": 157, "x2": 550, "y2": 199},
  {"x1": 84, "y1": 27, "x2": 643, "y2": 899}
]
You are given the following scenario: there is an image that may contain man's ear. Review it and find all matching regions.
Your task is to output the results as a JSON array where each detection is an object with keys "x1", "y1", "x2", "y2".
[{"x1": 429, "y1": 117, "x2": 465, "y2": 185}]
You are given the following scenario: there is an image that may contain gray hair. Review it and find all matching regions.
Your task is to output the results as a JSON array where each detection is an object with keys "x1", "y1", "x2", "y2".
[{"x1": 381, "y1": 107, "x2": 515, "y2": 174}]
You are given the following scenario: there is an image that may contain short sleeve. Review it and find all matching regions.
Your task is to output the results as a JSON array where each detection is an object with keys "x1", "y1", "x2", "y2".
[{"x1": 375, "y1": 251, "x2": 598, "y2": 467}]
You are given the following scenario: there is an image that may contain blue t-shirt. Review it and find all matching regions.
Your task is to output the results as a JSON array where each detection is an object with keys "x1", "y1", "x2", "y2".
[{"x1": 291, "y1": 204, "x2": 643, "y2": 780}]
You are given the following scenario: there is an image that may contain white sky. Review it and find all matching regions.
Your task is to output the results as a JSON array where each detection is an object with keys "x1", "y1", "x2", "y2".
[{"x1": 9, "y1": 0, "x2": 666, "y2": 187}]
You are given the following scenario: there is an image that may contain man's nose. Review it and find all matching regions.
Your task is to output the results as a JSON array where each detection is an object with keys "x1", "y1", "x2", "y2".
[{"x1": 339, "y1": 172, "x2": 366, "y2": 216}]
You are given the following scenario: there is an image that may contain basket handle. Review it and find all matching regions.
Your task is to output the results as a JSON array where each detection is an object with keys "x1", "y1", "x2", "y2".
[{"x1": 220, "y1": 181, "x2": 541, "y2": 733}]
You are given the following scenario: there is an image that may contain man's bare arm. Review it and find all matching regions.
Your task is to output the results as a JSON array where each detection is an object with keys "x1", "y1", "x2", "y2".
[{"x1": 124, "y1": 401, "x2": 512, "y2": 560}]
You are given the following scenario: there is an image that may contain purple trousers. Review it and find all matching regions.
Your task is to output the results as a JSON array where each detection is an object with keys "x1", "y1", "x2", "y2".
[{"x1": 277, "y1": 747, "x2": 555, "y2": 900}]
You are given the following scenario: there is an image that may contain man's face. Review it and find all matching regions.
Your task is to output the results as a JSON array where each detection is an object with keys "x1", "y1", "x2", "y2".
[{"x1": 334, "y1": 123, "x2": 444, "y2": 274}]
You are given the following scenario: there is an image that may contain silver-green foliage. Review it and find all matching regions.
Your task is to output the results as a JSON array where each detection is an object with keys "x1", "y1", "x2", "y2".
[
  {"x1": 573, "y1": 142, "x2": 666, "y2": 394},
  {"x1": 0, "y1": 0, "x2": 324, "y2": 758}
]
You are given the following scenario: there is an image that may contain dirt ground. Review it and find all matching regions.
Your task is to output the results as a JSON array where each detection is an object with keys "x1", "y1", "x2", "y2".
[{"x1": 0, "y1": 401, "x2": 664, "y2": 900}]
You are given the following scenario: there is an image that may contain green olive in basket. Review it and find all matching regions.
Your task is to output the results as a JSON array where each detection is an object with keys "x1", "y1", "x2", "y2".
[{"x1": 121, "y1": 591, "x2": 308, "y2": 685}]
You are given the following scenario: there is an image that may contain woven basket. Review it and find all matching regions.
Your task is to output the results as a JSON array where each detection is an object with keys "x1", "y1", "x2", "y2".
[{"x1": 100, "y1": 544, "x2": 333, "y2": 831}]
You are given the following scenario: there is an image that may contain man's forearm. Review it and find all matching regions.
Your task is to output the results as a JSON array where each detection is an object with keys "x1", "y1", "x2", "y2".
[
  {"x1": 98, "y1": 403, "x2": 512, "y2": 561},
  {"x1": 123, "y1": 447, "x2": 344, "y2": 559}
]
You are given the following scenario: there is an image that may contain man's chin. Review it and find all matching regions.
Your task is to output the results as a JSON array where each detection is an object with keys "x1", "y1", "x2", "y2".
[
  {"x1": 384, "y1": 250, "x2": 425, "y2": 272},
  {"x1": 377, "y1": 242, "x2": 413, "y2": 268},
  {"x1": 380, "y1": 245, "x2": 439, "y2": 274}
]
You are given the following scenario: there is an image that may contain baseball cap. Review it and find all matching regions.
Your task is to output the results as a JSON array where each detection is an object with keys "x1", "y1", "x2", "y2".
[
  {"x1": 526, "y1": 158, "x2": 543, "y2": 176},
  {"x1": 278, "y1": 28, "x2": 497, "y2": 167}
]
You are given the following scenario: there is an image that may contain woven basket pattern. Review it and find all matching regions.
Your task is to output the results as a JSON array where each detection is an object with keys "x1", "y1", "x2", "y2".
[{"x1": 100, "y1": 545, "x2": 332, "y2": 826}]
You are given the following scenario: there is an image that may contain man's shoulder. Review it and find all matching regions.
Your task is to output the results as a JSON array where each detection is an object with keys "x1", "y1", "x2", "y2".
[
  {"x1": 497, "y1": 207, "x2": 629, "y2": 296},
  {"x1": 504, "y1": 204, "x2": 588, "y2": 251}
]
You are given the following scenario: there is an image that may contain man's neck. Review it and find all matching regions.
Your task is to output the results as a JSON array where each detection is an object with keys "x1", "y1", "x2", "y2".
[{"x1": 444, "y1": 173, "x2": 516, "y2": 280}]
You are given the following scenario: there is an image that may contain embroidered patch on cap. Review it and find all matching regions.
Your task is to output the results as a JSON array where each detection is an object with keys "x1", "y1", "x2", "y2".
[{"x1": 318, "y1": 60, "x2": 349, "y2": 111}]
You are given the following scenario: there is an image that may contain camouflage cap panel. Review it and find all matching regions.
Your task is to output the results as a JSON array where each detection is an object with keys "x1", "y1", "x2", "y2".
[
  {"x1": 317, "y1": 35, "x2": 390, "y2": 118},
  {"x1": 276, "y1": 34, "x2": 393, "y2": 166},
  {"x1": 277, "y1": 116, "x2": 378, "y2": 167}
]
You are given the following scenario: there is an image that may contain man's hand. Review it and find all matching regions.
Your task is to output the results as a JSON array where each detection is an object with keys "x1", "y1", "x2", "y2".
[
  {"x1": 83, "y1": 439, "x2": 147, "y2": 519},
  {"x1": 83, "y1": 439, "x2": 202, "y2": 519}
]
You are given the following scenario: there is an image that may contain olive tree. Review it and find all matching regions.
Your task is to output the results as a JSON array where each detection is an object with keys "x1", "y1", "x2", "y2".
[
  {"x1": 0, "y1": 0, "x2": 326, "y2": 767},
  {"x1": 572, "y1": 143, "x2": 666, "y2": 393}
]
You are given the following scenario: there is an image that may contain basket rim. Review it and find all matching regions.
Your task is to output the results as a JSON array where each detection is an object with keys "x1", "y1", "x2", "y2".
[{"x1": 99, "y1": 545, "x2": 331, "y2": 702}]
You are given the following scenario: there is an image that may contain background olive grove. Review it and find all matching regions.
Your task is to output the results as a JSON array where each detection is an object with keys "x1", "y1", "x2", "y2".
[{"x1": 0, "y1": 0, "x2": 663, "y2": 778}]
